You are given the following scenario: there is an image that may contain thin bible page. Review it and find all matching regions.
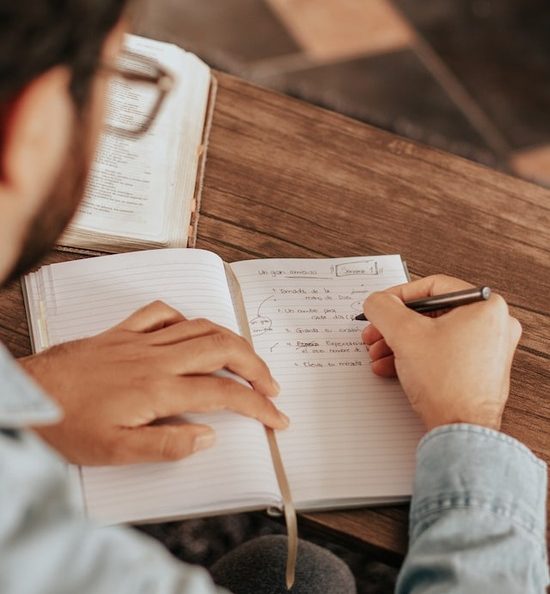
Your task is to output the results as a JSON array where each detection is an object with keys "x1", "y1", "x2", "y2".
[
  {"x1": 231, "y1": 256, "x2": 425, "y2": 508},
  {"x1": 68, "y1": 36, "x2": 185, "y2": 240},
  {"x1": 37, "y1": 249, "x2": 279, "y2": 524}
]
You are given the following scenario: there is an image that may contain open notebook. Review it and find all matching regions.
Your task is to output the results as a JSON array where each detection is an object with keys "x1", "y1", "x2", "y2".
[
  {"x1": 23, "y1": 249, "x2": 425, "y2": 525},
  {"x1": 59, "y1": 35, "x2": 216, "y2": 253}
]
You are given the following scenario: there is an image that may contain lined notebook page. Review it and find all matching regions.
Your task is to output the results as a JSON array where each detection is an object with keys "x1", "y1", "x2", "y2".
[
  {"x1": 35, "y1": 249, "x2": 280, "y2": 524},
  {"x1": 231, "y1": 256, "x2": 425, "y2": 508}
]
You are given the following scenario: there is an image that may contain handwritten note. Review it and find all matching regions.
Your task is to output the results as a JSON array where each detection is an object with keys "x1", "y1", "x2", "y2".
[
  {"x1": 231, "y1": 256, "x2": 425, "y2": 507},
  {"x1": 25, "y1": 249, "x2": 427, "y2": 522}
]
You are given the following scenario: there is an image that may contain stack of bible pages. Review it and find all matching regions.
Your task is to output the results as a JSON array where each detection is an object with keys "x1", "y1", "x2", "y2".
[{"x1": 60, "y1": 34, "x2": 216, "y2": 253}]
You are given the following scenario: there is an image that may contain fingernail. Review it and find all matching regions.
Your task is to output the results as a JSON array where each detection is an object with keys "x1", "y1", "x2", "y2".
[
  {"x1": 193, "y1": 431, "x2": 216, "y2": 452},
  {"x1": 272, "y1": 377, "x2": 281, "y2": 395}
]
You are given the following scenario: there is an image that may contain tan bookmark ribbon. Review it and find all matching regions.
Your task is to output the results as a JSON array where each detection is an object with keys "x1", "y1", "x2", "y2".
[
  {"x1": 224, "y1": 264, "x2": 298, "y2": 589},
  {"x1": 265, "y1": 427, "x2": 298, "y2": 589}
]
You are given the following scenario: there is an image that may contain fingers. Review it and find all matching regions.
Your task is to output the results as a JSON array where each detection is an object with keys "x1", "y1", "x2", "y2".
[
  {"x1": 117, "y1": 301, "x2": 186, "y2": 333},
  {"x1": 371, "y1": 355, "x2": 397, "y2": 378},
  {"x1": 188, "y1": 376, "x2": 289, "y2": 428},
  {"x1": 368, "y1": 338, "x2": 393, "y2": 361},
  {"x1": 366, "y1": 338, "x2": 396, "y2": 377},
  {"x1": 113, "y1": 423, "x2": 216, "y2": 464},
  {"x1": 150, "y1": 375, "x2": 289, "y2": 430},
  {"x1": 148, "y1": 318, "x2": 231, "y2": 347},
  {"x1": 159, "y1": 332, "x2": 280, "y2": 397},
  {"x1": 363, "y1": 292, "x2": 422, "y2": 347},
  {"x1": 383, "y1": 274, "x2": 474, "y2": 303},
  {"x1": 362, "y1": 324, "x2": 383, "y2": 346},
  {"x1": 141, "y1": 317, "x2": 280, "y2": 398},
  {"x1": 509, "y1": 316, "x2": 522, "y2": 348},
  {"x1": 362, "y1": 275, "x2": 476, "y2": 348}
]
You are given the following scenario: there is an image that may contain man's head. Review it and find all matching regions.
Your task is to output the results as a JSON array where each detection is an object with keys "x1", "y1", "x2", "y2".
[{"x1": 0, "y1": 1, "x2": 129, "y2": 284}]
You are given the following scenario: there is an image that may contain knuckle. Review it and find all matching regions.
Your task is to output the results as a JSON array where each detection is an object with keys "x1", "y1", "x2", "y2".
[
  {"x1": 149, "y1": 375, "x2": 171, "y2": 398},
  {"x1": 134, "y1": 300, "x2": 168, "y2": 318},
  {"x1": 429, "y1": 274, "x2": 472, "y2": 292},
  {"x1": 192, "y1": 317, "x2": 215, "y2": 332},
  {"x1": 432, "y1": 273, "x2": 454, "y2": 283},
  {"x1": 132, "y1": 373, "x2": 158, "y2": 395},
  {"x1": 365, "y1": 291, "x2": 385, "y2": 307},
  {"x1": 151, "y1": 300, "x2": 182, "y2": 318},
  {"x1": 237, "y1": 332, "x2": 251, "y2": 346},
  {"x1": 489, "y1": 294, "x2": 509, "y2": 317},
  {"x1": 428, "y1": 274, "x2": 450, "y2": 293},
  {"x1": 149, "y1": 299, "x2": 168, "y2": 311},
  {"x1": 211, "y1": 331, "x2": 233, "y2": 350},
  {"x1": 510, "y1": 316, "x2": 522, "y2": 338},
  {"x1": 510, "y1": 316, "x2": 522, "y2": 332},
  {"x1": 223, "y1": 327, "x2": 247, "y2": 348}
]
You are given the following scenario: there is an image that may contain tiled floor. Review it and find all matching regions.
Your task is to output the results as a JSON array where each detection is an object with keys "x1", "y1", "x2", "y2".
[
  {"x1": 265, "y1": 0, "x2": 413, "y2": 61},
  {"x1": 136, "y1": 0, "x2": 550, "y2": 187}
]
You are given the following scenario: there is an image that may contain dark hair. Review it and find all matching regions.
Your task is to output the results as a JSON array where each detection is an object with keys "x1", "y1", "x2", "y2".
[{"x1": 0, "y1": 0, "x2": 129, "y2": 109}]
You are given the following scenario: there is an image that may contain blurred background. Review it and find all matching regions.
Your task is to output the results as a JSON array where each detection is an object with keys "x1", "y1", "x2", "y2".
[{"x1": 135, "y1": 0, "x2": 550, "y2": 188}]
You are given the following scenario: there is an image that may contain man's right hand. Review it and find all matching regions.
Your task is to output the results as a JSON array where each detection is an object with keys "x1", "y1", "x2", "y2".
[
  {"x1": 362, "y1": 275, "x2": 522, "y2": 431},
  {"x1": 20, "y1": 301, "x2": 288, "y2": 466}
]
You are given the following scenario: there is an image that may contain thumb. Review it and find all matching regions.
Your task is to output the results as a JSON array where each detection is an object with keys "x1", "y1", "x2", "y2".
[
  {"x1": 115, "y1": 424, "x2": 216, "y2": 464},
  {"x1": 363, "y1": 292, "x2": 420, "y2": 347}
]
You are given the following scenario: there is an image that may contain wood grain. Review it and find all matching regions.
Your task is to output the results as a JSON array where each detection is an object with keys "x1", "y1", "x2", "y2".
[{"x1": 0, "y1": 71, "x2": 548, "y2": 564}]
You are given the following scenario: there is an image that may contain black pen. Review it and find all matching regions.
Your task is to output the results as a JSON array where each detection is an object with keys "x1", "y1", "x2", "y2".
[{"x1": 355, "y1": 286, "x2": 492, "y2": 321}]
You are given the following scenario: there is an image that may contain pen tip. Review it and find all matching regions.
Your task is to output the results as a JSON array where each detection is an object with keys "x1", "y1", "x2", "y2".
[{"x1": 355, "y1": 313, "x2": 367, "y2": 321}]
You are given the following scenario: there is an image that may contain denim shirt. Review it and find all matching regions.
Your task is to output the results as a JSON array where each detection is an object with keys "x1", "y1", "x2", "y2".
[{"x1": 0, "y1": 343, "x2": 548, "y2": 593}]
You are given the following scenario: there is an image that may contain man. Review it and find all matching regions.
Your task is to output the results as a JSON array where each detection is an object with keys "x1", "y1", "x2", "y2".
[{"x1": 0, "y1": 2, "x2": 547, "y2": 593}]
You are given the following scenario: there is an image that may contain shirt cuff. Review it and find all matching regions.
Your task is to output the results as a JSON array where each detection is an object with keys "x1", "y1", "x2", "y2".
[{"x1": 410, "y1": 423, "x2": 547, "y2": 543}]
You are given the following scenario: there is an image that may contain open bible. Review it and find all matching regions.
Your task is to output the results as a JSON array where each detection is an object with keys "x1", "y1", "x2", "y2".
[
  {"x1": 23, "y1": 249, "x2": 425, "y2": 526},
  {"x1": 59, "y1": 35, "x2": 215, "y2": 253}
]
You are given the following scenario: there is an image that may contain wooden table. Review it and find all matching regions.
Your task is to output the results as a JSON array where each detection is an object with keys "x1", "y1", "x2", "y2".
[{"x1": 1, "y1": 72, "x2": 548, "y2": 564}]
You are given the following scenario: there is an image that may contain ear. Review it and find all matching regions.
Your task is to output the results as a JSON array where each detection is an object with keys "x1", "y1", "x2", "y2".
[{"x1": 0, "y1": 66, "x2": 74, "y2": 217}]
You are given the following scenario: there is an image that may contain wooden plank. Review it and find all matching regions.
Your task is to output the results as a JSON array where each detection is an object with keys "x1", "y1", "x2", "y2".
[
  {"x1": 203, "y1": 74, "x2": 550, "y2": 314},
  {"x1": 299, "y1": 506, "x2": 409, "y2": 566}
]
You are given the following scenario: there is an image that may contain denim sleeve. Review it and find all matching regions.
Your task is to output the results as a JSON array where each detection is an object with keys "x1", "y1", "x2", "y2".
[
  {"x1": 396, "y1": 424, "x2": 549, "y2": 594},
  {"x1": 0, "y1": 430, "x2": 230, "y2": 594}
]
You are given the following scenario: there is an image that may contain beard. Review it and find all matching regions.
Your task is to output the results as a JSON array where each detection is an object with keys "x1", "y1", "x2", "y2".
[{"x1": 6, "y1": 119, "x2": 93, "y2": 284}]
